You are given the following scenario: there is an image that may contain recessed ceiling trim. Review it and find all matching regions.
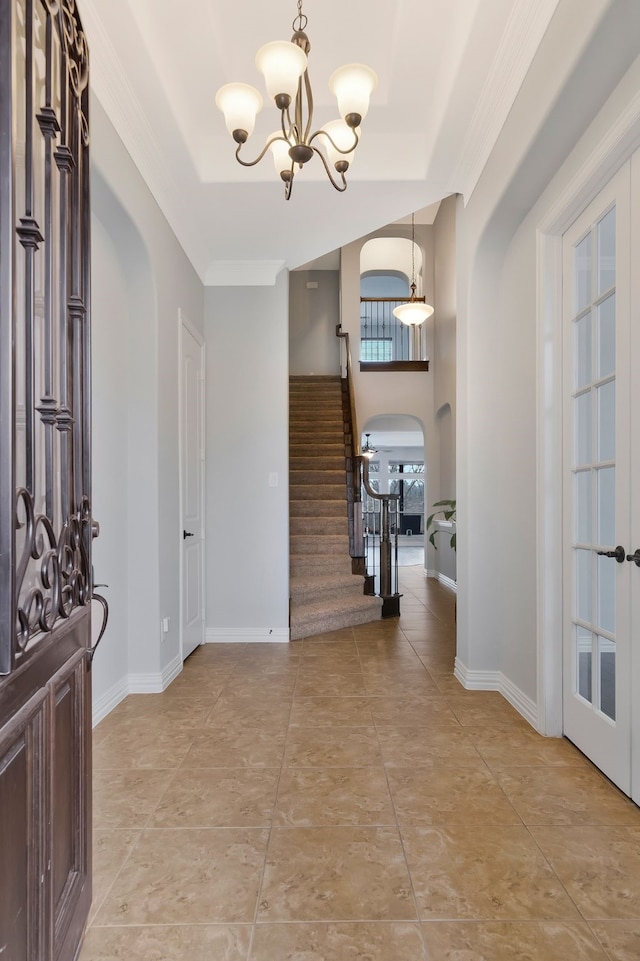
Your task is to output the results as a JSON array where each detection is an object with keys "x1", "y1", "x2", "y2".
[
  {"x1": 205, "y1": 260, "x2": 287, "y2": 286},
  {"x1": 452, "y1": 0, "x2": 561, "y2": 202}
]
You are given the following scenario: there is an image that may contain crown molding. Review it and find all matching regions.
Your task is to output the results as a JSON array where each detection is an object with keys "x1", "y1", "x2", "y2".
[
  {"x1": 453, "y1": 0, "x2": 560, "y2": 201},
  {"x1": 205, "y1": 260, "x2": 287, "y2": 287}
]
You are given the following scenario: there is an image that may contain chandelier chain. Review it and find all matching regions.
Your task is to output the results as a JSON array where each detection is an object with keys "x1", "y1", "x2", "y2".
[{"x1": 293, "y1": 0, "x2": 308, "y2": 32}]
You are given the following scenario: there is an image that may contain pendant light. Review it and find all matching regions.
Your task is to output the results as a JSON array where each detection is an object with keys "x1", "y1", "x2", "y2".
[
  {"x1": 392, "y1": 213, "x2": 434, "y2": 326},
  {"x1": 362, "y1": 433, "x2": 377, "y2": 458}
]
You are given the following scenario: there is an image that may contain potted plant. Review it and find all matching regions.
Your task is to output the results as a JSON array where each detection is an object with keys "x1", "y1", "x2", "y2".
[{"x1": 425, "y1": 499, "x2": 456, "y2": 550}]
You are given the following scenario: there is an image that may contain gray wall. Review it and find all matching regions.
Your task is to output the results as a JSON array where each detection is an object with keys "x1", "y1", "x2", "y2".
[{"x1": 289, "y1": 270, "x2": 341, "y2": 375}]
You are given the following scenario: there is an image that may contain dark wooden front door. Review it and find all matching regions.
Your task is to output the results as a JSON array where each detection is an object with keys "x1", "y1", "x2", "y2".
[{"x1": 0, "y1": 1, "x2": 100, "y2": 958}]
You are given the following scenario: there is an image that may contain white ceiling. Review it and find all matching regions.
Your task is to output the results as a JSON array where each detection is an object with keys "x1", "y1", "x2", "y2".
[{"x1": 82, "y1": 0, "x2": 560, "y2": 284}]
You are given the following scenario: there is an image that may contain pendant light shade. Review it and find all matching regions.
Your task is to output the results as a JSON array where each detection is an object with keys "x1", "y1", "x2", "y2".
[
  {"x1": 215, "y1": 82, "x2": 264, "y2": 139},
  {"x1": 255, "y1": 40, "x2": 308, "y2": 103},
  {"x1": 328, "y1": 63, "x2": 378, "y2": 123},
  {"x1": 392, "y1": 298, "x2": 434, "y2": 326}
]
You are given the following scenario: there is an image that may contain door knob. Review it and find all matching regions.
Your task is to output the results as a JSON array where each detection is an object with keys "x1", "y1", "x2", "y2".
[
  {"x1": 183, "y1": 530, "x2": 194, "y2": 539},
  {"x1": 596, "y1": 545, "x2": 626, "y2": 563},
  {"x1": 626, "y1": 548, "x2": 640, "y2": 567}
]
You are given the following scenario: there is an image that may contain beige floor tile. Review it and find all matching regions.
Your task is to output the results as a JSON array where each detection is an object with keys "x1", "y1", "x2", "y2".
[
  {"x1": 302, "y1": 630, "x2": 356, "y2": 647},
  {"x1": 94, "y1": 828, "x2": 269, "y2": 924},
  {"x1": 402, "y1": 824, "x2": 580, "y2": 920},
  {"x1": 150, "y1": 768, "x2": 281, "y2": 827},
  {"x1": 295, "y1": 673, "x2": 368, "y2": 697},
  {"x1": 103, "y1": 694, "x2": 216, "y2": 727},
  {"x1": 283, "y1": 726, "x2": 383, "y2": 768},
  {"x1": 258, "y1": 826, "x2": 416, "y2": 921},
  {"x1": 79, "y1": 924, "x2": 252, "y2": 961},
  {"x1": 93, "y1": 769, "x2": 176, "y2": 828},
  {"x1": 420, "y1": 921, "x2": 608, "y2": 960},
  {"x1": 249, "y1": 921, "x2": 427, "y2": 960},
  {"x1": 224, "y1": 675, "x2": 298, "y2": 697},
  {"x1": 417, "y1": 655, "x2": 456, "y2": 674},
  {"x1": 368, "y1": 696, "x2": 460, "y2": 729},
  {"x1": 377, "y1": 726, "x2": 485, "y2": 768},
  {"x1": 90, "y1": 829, "x2": 141, "y2": 923},
  {"x1": 274, "y1": 767, "x2": 396, "y2": 826},
  {"x1": 495, "y1": 766, "x2": 640, "y2": 825},
  {"x1": 426, "y1": 673, "x2": 466, "y2": 695},
  {"x1": 289, "y1": 696, "x2": 374, "y2": 727},
  {"x1": 387, "y1": 766, "x2": 521, "y2": 826},
  {"x1": 363, "y1": 672, "x2": 439, "y2": 697},
  {"x1": 93, "y1": 724, "x2": 195, "y2": 770},
  {"x1": 182, "y1": 727, "x2": 287, "y2": 768},
  {"x1": 445, "y1": 693, "x2": 530, "y2": 728},
  {"x1": 204, "y1": 694, "x2": 293, "y2": 729},
  {"x1": 590, "y1": 921, "x2": 640, "y2": 960},
  {"x1": 468, "y1": 728, "x2": 589, "y2": 768},
  {"x1": 164, "y1": 671, "x2": 227, "y2": 697},
  {"x1": 530, "y1": 826, "x2": 640, "y2": 919}
]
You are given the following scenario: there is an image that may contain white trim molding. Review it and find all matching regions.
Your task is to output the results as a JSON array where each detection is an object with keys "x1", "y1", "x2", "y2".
[
  {"x1": 205, "y1": 260, "x2": 286, "y2": 287},
  {"x1": 454, "y1": 659, "x2": 538, "y2": 729},
  {"x1": 206, "y1": 628, "x2": 290, "y2": 644},
  {"x1": 92, "y1": 677, "x2": 129, "y2": 728}
]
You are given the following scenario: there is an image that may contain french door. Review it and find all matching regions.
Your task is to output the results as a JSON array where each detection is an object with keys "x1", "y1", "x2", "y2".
[{"x1": 562, "y1": 155, "x2": 640, "y2": 800}]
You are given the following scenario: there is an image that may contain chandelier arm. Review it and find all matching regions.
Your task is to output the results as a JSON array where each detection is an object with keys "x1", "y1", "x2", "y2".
[
  {"x1": 308, "y1": 125, "x2": 359, "y2": 154},
  {"x1": 234, "y1": 136, "x2": 288, "y2": 168},
  {"x1": 302, "y1": 69, "x2": 314, "y2": 142},
  {"x1": 311, "y1": 145, "x2": 347, "y2": 192}
]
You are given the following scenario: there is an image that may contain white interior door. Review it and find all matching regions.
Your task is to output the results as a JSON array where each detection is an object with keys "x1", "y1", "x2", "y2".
[
  {"x1": 562, "y1": 159, "x2": 636, "y2": 796},
  {"x1": 180, "y1": 314, "x2": 205, "y2": 660}
]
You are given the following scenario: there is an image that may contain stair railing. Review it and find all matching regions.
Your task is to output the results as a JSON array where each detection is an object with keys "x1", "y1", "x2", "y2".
[{"x1": 337, "y1": 325, "x2": 401, "y2": 617}]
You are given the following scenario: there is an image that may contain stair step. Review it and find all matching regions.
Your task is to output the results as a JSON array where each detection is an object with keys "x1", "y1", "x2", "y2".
[
  {"x1": 290, "y1": 594, "x2": 382, "y2": 641},
  {"x1": 290, "y1": 554, "x2": 353, "y2": 575},
  {"x1": 290, "y1": 534, "x2": 349, "y2": 555},
  {"x1": 290, "y1": 571, "x2": 367, "y2": 603},
  {"x1": 290, "y1": 455, "x2": 345, "y2": 471},
  {"x1": 289, "y1": 499, "x2": 347, "y2": 518},
  {"x1": 290, "y1": 469, "x2": 345, "y2": 486},
  {"x1": 289, "y1": 485, "x2": 346, "y2": 501},
  {"x1": 290, "y1": 516, "x2": 347, "y2": 536}
]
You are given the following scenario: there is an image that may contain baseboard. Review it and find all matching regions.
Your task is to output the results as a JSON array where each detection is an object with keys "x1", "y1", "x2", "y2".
[
  {"x1": 424, "y1": 570, "x2": 457, "y2": 592},
  {"x1": 92, "y1": 677, "x2": 129, "y2": 728},
  {"x1": 205, "y1": 628, "x2": 290, "y2": 643},
  {"x1": 129, "y1": 654, "x2": 183, "y2": 694},
  {"x1": 454, "y1": 659, "x2": 538, "y2": 728}
]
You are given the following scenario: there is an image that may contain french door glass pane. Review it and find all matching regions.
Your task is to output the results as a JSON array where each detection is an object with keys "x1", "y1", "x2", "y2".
[
  {"x1": 597, "y1": 207, "x2": 616, "y2": 294},
  {"x1": 576, "y1": 548, "x2": 592, "y2": 623},
  {"x1": 597, "y1": 466, "x2": 615, "y2": 545},
  {"x1": 577, "y1": 625, "x2": 593, "y2": 702},
  {"x1": 597, "y1": 553, "x2": 616, "y2": 634},
  {"x1": 598, "y1": 636, "x2": 616, "y2": 721},
  {"x1": 575, "y1": 392, "x2": 592, "y2": 465},
  {"x1": 575, "y1": 312, "x2": 592, "y2": 388},
  {"x1": 575, "y1": 470, "x2": 592, "y2": 543},
  {"x1": 575, "y1": 233, "x2": 592, "y2": 312},
  {"x1": 597, "y1": 380, "x2": 615, "y2": 462},
  {"x1": 597, "y1": 294, "x2": 616, "y2": 378}
]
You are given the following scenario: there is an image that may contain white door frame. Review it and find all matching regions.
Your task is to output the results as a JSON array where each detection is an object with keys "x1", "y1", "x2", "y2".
[
  {"x1": 178, "y1": 309, "x2": 206, "y2": 661},
  {"x1": 535, "y1": 93, "x2": 640, "y2": 736}
]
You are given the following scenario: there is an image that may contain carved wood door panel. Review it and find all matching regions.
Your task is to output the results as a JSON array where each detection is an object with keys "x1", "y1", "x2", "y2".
[{"x1": 0, "y1": 1, "x2": 100, "y2": 958}]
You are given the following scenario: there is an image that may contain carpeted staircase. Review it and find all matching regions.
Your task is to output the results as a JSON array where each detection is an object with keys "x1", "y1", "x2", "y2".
[{"x1": 289, "y1": 375, "x2": 383, "y2": 640}]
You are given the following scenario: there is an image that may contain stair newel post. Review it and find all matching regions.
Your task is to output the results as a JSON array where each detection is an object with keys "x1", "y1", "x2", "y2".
[{"x1": 380, "y1": 496, "x2": 391, "y2": 598}]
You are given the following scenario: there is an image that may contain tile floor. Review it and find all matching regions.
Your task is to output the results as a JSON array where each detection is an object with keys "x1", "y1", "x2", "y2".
[{"x1": 80, "y1": 568, "x2": 640, "y2": 961}]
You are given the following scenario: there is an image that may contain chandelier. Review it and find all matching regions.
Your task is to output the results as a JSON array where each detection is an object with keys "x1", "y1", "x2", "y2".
[
  {"x1": 215, "y1": 0, "x2": 377, "y2": 200},
  {"x1": 392, "y1": 213, "x2": 434, "y2": 326}
]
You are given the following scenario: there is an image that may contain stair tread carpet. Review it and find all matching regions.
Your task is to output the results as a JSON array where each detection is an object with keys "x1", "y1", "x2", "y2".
[{"x1": 289, "y1": 375, "x2": 382, "y2": 639}]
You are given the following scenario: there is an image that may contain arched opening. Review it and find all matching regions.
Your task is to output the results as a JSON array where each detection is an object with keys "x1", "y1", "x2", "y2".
[
  {"x1": 359, "y1": 237, "x2": 428, "y2": 364},
  {"x1": 361, "y1": 413, "x2": 426, "y2": 569}
]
